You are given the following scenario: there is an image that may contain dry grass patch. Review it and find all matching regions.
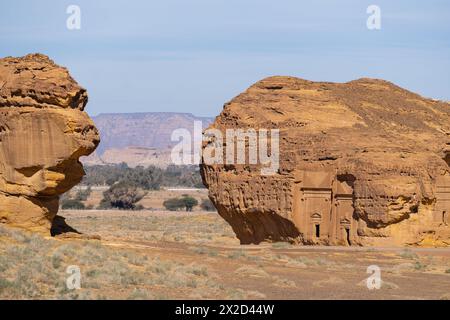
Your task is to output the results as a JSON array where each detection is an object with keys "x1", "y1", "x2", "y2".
[{"x1": 0, "y1": 225, "x2": 227, "y2": 299}]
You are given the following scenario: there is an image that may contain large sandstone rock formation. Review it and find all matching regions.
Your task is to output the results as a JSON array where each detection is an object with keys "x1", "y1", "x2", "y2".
[
  {"x1": 0, "y1": 54, "x2": 99, "y2": 234},
  {"x1": 201, "y1": 76, "x2": 450, "y2": 247}
]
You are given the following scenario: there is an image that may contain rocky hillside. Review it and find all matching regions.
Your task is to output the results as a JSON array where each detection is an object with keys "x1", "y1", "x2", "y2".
[
  {"x1": 83, "y1": 112, "x2": 214, "y2": 167},
  {"x1": 201, "y1": 76, "x2": 450, "y2": 247}
]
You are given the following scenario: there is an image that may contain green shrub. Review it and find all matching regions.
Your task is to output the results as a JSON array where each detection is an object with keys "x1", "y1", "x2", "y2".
[
  {"x1": 61, "y1": 199, "x2": 85, "y2": 210},
  {"x1": 399, "y1": 249, "x2": 418, "y2": 260},
  {"x1": 163, "y1": 198, "x2": 185, "y2": 211},
  {"x1": 414, "y1": 261, "x2": 427, "y2": 271},
  {"x1": 163, "y1": 195, "x2": 198, "y2": 211}
]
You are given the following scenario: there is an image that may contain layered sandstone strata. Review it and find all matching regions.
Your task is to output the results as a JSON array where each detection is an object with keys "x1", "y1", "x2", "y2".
[
  {"x1": 0, "y1": 54, "x2": 99, "y2": 234},
  {"x1": 201, "y1": 76, "x2": 450, "y2": 247}
]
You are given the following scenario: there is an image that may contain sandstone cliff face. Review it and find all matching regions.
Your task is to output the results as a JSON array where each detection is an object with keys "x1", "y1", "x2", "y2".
[
  {"x1": 201, "y1": 76, "x2": 450, "y2": 247},
  {"x1": 0, "y1": 54, "x2": 99, "y2": 234}
]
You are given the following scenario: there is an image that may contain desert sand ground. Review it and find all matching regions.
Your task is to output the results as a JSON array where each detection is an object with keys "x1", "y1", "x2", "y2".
[{"x1": 1, "y1": 209, "x2": 449, "y2": 300}]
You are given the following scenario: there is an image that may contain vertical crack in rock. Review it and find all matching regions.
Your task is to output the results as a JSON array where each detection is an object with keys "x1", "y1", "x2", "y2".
[
  {"x1": 201, "y1": 76, "x2": 450, "y2": 247},
  {"x1": 0, "y1": 54, "x2": 99, "y2": 235}
]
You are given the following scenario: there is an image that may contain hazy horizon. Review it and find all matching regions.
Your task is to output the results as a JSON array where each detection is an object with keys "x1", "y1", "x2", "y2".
[{"x1": 1, "y1": 0, "x2": 449, "y2": 117}]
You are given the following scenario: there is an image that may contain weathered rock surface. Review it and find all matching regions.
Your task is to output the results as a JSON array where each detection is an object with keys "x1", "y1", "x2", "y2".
[
  {"x1": 201, "y1": 76, "x2": 450, "y2": 247},
  {"x1": 0, "y1": 54, "x2": 99, "y2": 234}
]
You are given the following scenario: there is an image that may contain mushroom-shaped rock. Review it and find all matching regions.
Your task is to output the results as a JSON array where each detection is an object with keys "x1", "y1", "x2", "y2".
[{"x1": 0, "y1": 54, "x2": 99, "y2": 234}]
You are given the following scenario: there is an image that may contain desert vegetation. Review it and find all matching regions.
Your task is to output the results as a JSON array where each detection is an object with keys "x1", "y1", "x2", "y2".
[
  {"x1": 60, "y1": 164, "x2": 207, "y2": 211},
  {"x1": 98, "y1": 181, "x2": 146, "y2": 210},
  {"x1": 61, "y1": 199, "x2": 86, "y2": 210},
  {"x1": 82, "y1": 164, "x2": 203, "y2": 189},
  {"x1": 163, "y1": 195, "x2": 199, "y2": 211},
  {"x1": 2, "y1": 212, "x2": 450, "y2": 300},
  {"x1": 61, "y1": 188, "x2": 209, "y2": 212}
]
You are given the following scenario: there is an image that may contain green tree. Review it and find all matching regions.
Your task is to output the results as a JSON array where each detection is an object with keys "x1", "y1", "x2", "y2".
[
  {"x1": 182, "y1": 196, "x2": 198, "y2": 212},
  {"x1": 82, "y1": 164, "x2": 204, "y2": 189},
  {"x1": 101, "y1": 181, "x2": 147, "y2": 210},
  {"x1": 163, "y1": 196, "x2": 198, "y2": 212}
]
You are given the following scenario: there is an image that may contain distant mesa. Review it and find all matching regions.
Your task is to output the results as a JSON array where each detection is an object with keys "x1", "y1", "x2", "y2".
[
  {"x1": 0, "y1": 54, "x2": 99, "y2": 234},
  {"x1": 201, "y1": 76, "x2": 450, "y2": 247},
  {"x1": 82, "y1": 112, "x2": 214, "y2": 168}
]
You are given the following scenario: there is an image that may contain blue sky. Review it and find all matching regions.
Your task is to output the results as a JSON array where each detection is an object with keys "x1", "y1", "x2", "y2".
[{"x1": 1, "y1": 0, "x2": 449, "y2": 117}]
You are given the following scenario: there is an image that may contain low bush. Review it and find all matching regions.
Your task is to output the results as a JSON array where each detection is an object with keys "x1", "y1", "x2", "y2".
[
  {"x1": 61, "y1": 199, "x2": 85, "y2": 210},
  {"x1": 163, "y1": 195, "x2": 198, "y2": 212}
]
